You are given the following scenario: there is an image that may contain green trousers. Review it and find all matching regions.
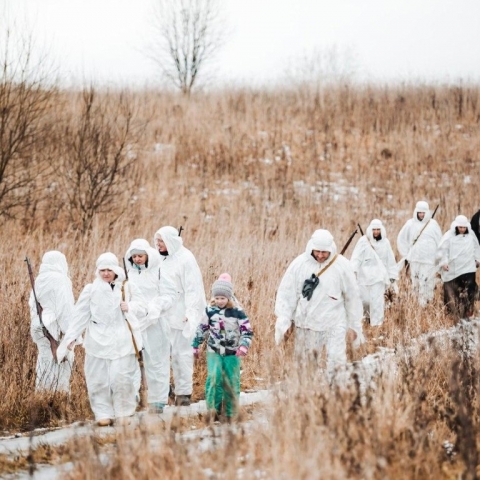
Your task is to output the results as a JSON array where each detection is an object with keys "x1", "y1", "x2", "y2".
[{"x1": 205, "y1": 352, "x2": 241, "y2": 417}]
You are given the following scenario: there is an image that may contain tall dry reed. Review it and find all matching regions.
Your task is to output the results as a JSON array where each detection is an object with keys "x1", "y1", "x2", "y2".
[{"x1": 0, "y1": 82, "x2": 479, "y2": 476}]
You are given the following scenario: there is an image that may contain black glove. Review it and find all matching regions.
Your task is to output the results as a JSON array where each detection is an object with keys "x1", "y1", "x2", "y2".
[{"x1": 302, "y1": 274, "x2": 319, "y2": 301}]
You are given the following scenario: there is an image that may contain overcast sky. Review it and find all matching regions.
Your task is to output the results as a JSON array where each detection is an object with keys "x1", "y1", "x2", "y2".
[{"x1": 3, "y1": 0, "x2": 480, "y2": 87}]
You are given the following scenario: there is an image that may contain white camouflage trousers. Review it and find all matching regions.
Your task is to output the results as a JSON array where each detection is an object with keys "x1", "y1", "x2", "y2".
[
  {"x1": 85, "y1": 353, "x2": 137, "y2": 421},
  {"x1": 170, "y1": 328, "x2": 194, "y2": 396},
  {"x1": 359, "y1": 282, "x2": 386, "y2": 326},
  {"x1": 133, "y1": 320, "x2": 171, "y2": 405},
  {"x1": 294, "y1": 325, "x2": 347, "y2": 376},
  {"x1": 409, "y1": 262, "x2": 436, "y2": 306},
  {"x1": 34, "y1": 334, "x2": 72, "y2": 393}
]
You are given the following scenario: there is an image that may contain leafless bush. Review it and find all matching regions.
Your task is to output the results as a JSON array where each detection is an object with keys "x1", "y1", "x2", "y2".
[
  {"x1": 0, "y1": 28, "x2": 57, "y2": 220},
  {"x1": 52, "y1": 87, "x2": 146, "y2": 233}
]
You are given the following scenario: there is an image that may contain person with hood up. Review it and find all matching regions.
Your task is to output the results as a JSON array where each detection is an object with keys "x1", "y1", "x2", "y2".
[
  {"x1": 275, "y1": 229, "x2": 364, "y2": 375},
  {"x1": 397, "y1": 201, "x2": 442, "y2": 306},
  {"x1": 153, "y1": 226, "x2": 206, "y2": 406},
  {"x1": 192, "y1": 273, "x2": 253, "y2": 422},
  {"x1": 436, "y1": 215, "x2": 480, "y2": 319},
  {"x1": 124, "y1": 239, "x2": 178, "y2": 414},
  {"x1": 29, "y1": 251, "x2": 75, "y2": 392},
  {"x1": 350, "y1": 219, "x2": 398, "y2": 326},
  {"x1": 56, "y1": 252, "x2": 146, "y2": 426}
]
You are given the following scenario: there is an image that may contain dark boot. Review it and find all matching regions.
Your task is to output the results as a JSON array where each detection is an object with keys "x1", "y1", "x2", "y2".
[
  {"x1": 175, "y1": 395, "x2": 191, "y2": 406},
  {"x1": 203, "y1": 410, "x2": 220, "y2": 424}
]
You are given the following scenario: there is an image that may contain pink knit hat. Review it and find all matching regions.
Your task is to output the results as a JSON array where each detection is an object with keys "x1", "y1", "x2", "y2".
[{"x1": 212, "y1": 273, "x2": 233, "y2": 299}]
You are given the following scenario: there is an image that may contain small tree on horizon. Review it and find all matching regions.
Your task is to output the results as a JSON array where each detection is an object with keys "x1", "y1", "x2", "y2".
[{"x1": 147, "y1": 0, "x2": 226, "y2": 95}]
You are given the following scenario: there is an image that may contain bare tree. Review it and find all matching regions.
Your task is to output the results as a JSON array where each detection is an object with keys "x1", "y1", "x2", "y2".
[
  {"x1": 0, "y1": 26, "x2": 57, "y2": 219},
  {"x1": 56, "y1": 87, "x2": 145, "y2": 233},
  {"x1": 148, "y1": 0, "x2": 226, "y2": 94}
]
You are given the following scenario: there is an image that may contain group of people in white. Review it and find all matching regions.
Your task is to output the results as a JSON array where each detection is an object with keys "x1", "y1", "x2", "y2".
[
  {"x1": 29, "y1": 203, "x2": 480, "y2": 425},
  {"x1": 274, "y1": 201, "x2": 480, "y2": 374},
  {"x1": 30, "y1": 226, "x2": 208, "y2": 426}
]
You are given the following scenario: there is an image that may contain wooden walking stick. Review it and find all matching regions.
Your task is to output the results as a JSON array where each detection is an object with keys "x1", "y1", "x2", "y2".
[{"x1": 122, "y1": 258, "x2": 148, "y2": 409}]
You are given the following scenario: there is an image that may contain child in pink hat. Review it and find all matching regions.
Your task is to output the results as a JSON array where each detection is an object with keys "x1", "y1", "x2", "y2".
[{"x1": 192, "y1": 273, "x2": 253, "y2": 421}]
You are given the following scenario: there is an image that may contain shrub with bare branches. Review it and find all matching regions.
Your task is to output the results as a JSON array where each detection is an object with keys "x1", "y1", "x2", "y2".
[
  {"x1": 52, "y1": 87, "x2": 145, "y2": 233},
  {"x1": 0, "y1": 28, "x2": 57, "y2": 221}
]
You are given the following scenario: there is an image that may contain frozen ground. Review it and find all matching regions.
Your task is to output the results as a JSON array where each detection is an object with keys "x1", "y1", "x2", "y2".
[
  {"x1": 0, "y1": 390, "x2": 271, "y2": 456},
  {"x1": 2, "y1": 317, "x2": 479, "y2": 479}
]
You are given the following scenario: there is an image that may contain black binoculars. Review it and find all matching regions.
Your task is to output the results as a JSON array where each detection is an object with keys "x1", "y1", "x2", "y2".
[{"x1": 302, "y1": 274, "x2": 319, "y2": 301}]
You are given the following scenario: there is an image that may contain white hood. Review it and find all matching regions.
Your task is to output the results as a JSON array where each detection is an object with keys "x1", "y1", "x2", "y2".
[
  {"x1": 154, "y1": 226, "x2": 183, "y2": 256},
  {"x1": 305, "y1": 229, "x2": 338, "y2": 256},
  {"x1": 366, "y1": 218, "x2": 386, "y2": 243},
  {"x1": 95, "y1": 252, "x2": 125, "y2": 282},
  {"x1": 413, "y1": 201, "x2": 432, "y2": 222},
  {"x1": 125, "y1": 238, "x2": 161, "y2": 271}
]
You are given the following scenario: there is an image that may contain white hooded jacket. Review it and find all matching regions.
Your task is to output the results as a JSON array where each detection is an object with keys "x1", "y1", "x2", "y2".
[
  {"x1": 350, "y1": 219, "x2": 398, "y2": 286},
  {"x1": 124, "y1": 238, "x2": 178, "y2": 331},
  {"x1": 153, "y1": 227, "x2": 206, "y2": 335},
  {"x1": 437, "y1": 215, "x2": 480, "y2": 282},
  {"x1": 397, "y1": 201, "x2": 442, "y2": 264},
  {"x1": 275, "y1": 229, "x2": 363, "y2": 338},
  {"x1": 29, "y1": 251, "x2": 75, "y2": 343},
  {"x1": 57, "y1": 252, "x2": 146, "y2": 362}
]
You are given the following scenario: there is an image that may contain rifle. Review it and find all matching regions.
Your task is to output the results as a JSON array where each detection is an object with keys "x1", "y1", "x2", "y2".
[
  {"x1": 25, "y1": 256, "x2": 60, "y2": 362},
  {"x1": 340, "y1": 228, "x2": 358, "y2": 255},
  {"x1": 178, "y1": 225, "x2": 184, "y2": 237},
  {"x1": 405, "y1": 203, "x2": 440, "y2": 273},
  {"x1": 122, "y1": 258, "x2": 148, "y2": 409},
  {"x1": 357, "y1": 223, "x2": 364, "y2": 236}
]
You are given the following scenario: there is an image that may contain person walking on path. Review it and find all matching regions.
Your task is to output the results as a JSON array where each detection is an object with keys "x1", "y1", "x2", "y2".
[
  {"x1": 125, "y1": 239, "x2": 178, "y2": 414},
  {"x1": 192, "y1": 273, "x2": 253, "y2": 421},
  {"x1": 154, "y1": 226, "x2": 206, "y2": 406},
  {"x1": 397, "y1": 201, "x2": 442, "y2": 306},
  {"x1": 29, "y1": 251, "x2": 75, "y2": 392},
  {"x1": 437, "y1": 215, "x2": 480, "y2": 319},
  {"x1": 350, "y1": 219, "x2": 398, "y2": 326},
  {"x1": 57, "y1": 252, "x2": 146, "y2": 426},
  {"x1": 275, "y1": 229, "x2": 364, "y2": 377}
]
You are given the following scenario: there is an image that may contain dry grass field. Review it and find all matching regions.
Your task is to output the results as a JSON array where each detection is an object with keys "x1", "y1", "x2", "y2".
[{"x1": 0, "y1": 82, "x2": 479, "y2": 478}]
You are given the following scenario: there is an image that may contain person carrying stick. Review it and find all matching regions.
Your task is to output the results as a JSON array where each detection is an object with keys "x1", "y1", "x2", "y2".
[{"x1": 57, "y1": 252, "x2": 146, "y2": 426}]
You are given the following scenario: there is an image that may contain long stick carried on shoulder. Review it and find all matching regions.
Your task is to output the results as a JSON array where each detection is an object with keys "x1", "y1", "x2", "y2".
[
  {"x1": 25, "y1": 256, "x2": 60, "y2": 362},
  {"x1": 404, "y1": 203, "x2": 440, "y2": 273},
  {"x1": 122, "y1": 258, "x2": 148, "y2": 409},
  {"x1": 340, "y1": 228, "x2": 358, "y2": 255}
]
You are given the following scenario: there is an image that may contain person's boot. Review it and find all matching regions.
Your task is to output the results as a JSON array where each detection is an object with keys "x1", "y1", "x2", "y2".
[
  {"x1": 96, "y1": 418, "x2": 114, "y2": 427},
  {"x1": 203, "y1": 410, "x2": 219, "y2": 424},
  {"x1": 148, "y1": 402, "x2": 165, "y2": 414},
  {"x1": 175, "y1": 395, "x2": 191, "y2": 406}
]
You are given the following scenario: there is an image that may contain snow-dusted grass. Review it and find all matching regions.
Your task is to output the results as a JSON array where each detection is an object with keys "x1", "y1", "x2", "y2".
[{"x1": 0, "y1": 83, "x2": 479, "y2": 477}]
